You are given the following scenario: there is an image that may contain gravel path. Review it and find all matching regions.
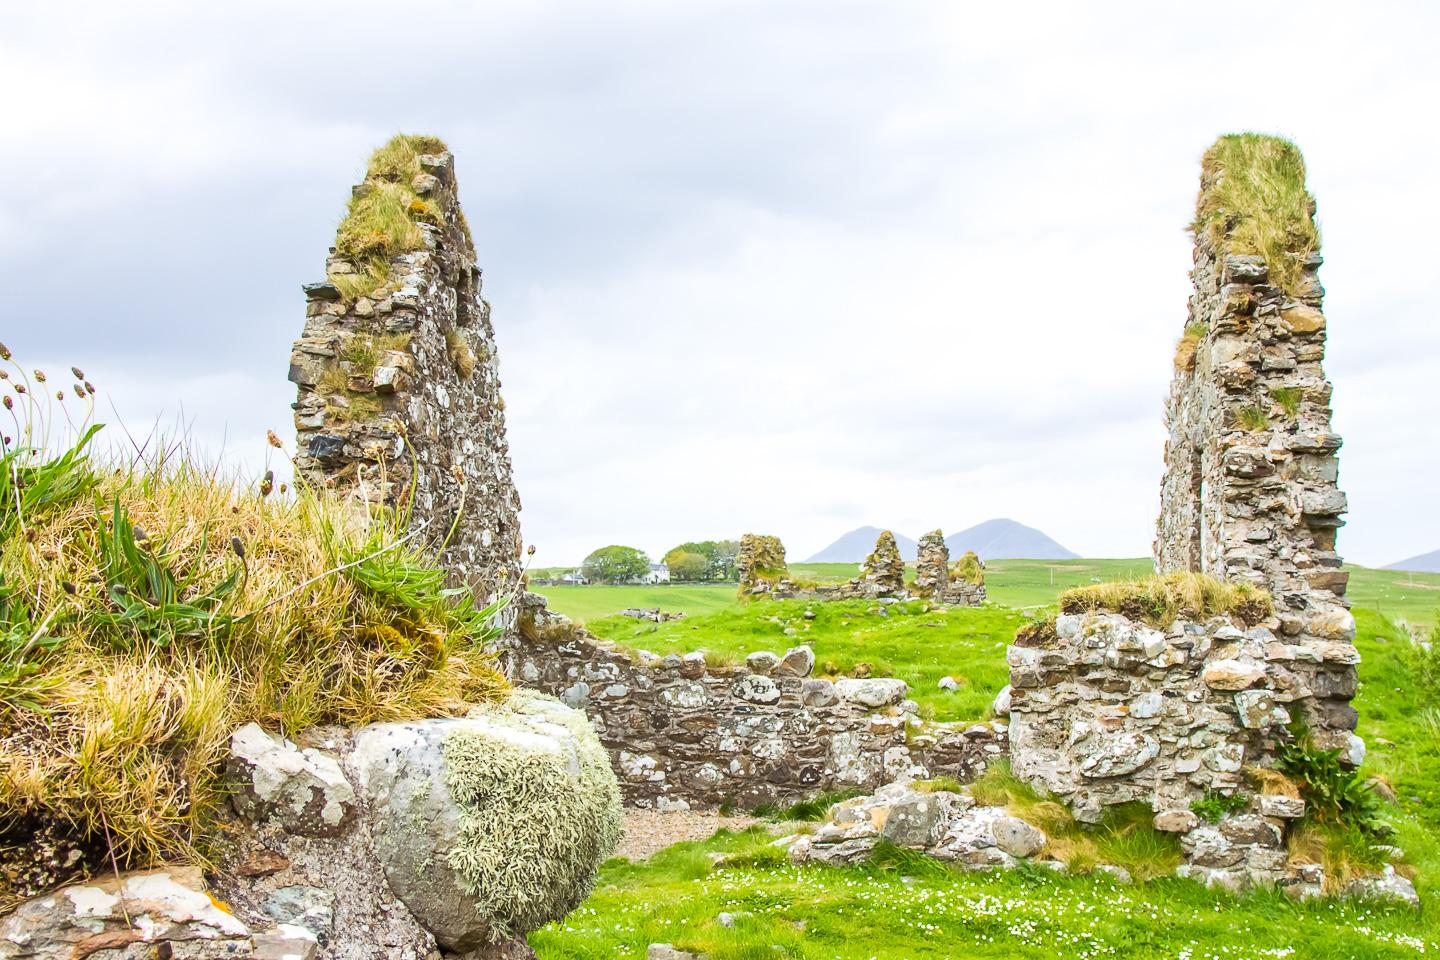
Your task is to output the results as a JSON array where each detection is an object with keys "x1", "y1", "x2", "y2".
[{"x1": 616, "y1": 808, "x2": 764, "y2": 861}]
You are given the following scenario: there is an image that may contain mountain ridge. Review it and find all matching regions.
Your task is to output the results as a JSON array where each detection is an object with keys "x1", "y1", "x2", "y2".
[{"x1": 802, "y1": 519, "x2": 1076, "y2": 563}]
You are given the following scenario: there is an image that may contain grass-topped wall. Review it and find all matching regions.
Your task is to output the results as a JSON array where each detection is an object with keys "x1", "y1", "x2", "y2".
[{"x1": 1192, "y1": 133, "x2": 1320, "y2": 295}]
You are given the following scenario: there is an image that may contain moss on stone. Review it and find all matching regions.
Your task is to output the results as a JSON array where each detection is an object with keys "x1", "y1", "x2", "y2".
[{"x1": 441, "y1": 691, "x2": 622, "y2": 942}]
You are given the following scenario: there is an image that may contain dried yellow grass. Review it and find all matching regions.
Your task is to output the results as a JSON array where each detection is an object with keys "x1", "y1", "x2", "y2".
[
  {"x1": 1193, "y1": 133, "x2": 1319, "y2": 295},
  {"x1": 0, "y1": 450, "x2": 510, "y2": 882},
  {"x1": 1059, "y1": 571, "x2": 1272, "y2": 628}
]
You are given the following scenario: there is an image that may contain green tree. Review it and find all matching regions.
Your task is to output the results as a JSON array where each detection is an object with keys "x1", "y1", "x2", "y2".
[
  {"x1": 665, "y1": 550, "x2": 709, "y2": 581},
  {"x1": 581, "y1": 545, "x2": 651, "y2": 584},
  {"x1": 662, "y1": 539, "x2": 740, "y2": 581}
]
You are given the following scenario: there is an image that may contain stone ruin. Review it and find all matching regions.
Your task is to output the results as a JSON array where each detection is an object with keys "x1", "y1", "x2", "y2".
[
  {"x1": 288, "y1": 145, "x2": 522, "y2": 605},
  {"x1": 737, "y1": 529, "x2": 984, "y2": 606},
  {"x1": 914, "y1": 529, "x2": 986, "y2": 606},
  {"x1": 516, "y1": 594, "x2": 1006, "y2": 809},
  {"x1": 1004, "y1": 135, "x2": 1366, "y2": 892}
]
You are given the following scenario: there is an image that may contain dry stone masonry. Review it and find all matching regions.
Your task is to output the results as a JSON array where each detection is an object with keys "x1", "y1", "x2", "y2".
[
  {"x1": 516, "y1": 595, "x2": 1006, "y2": 809},
  {"x1": 1154, "y1": 137, "x2": 1351, "y2": 667},
  {"x1": 1001, "y1": 135, "x2": 1370, "y2": 893},
  {"x1": 914, "y1": 530, "x2": 986, "y2": 606},
  {"x1": 289, "y1": 143, "x2": 522, "y2": 602}
]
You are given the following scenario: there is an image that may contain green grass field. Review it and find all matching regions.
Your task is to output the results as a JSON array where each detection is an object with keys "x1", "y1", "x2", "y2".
[
  {"x1": 584, "y1": 598, "x2": 1022, "y2": 721},
  {"x1": 532, "y1": 561, "x2": 1440, "y2": 723},
  {"x1": 529, "y1": 561, "x2": 1440, "y2": 959},
  {"x1": 532, "y1": 826, "x2": 1437, "y2": 959},
  {"x1": 536, "y1": 559, "x2": 1440, "y2": 628},
  {"x1": 532, "y1": 603, "x2": 1440, "y2": 958}
]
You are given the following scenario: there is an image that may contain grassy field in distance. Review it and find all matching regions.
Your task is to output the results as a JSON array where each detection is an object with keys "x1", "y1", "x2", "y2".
[{"x1": 533, "y1": 559, "x2": 1440, "y2": 629}]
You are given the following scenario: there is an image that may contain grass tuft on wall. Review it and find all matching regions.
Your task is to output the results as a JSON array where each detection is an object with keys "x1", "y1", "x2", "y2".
[
  {"x1": 331, "y1": 134, "x2": 457, "y2": 302},
  {"x1": 1058, "y1": 571, "x2": 1272, "y2": 628},
  {"x1": 1193, "y1": 133, "x2": 1320, "y2": 296}
]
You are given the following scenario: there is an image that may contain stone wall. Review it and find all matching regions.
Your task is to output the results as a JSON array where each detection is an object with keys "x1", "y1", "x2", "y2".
[
  {"x1": 1005, "y1": 136, "x2": 1362, "y2": 889},
  {"x1": 914, "y1": 530, "x2": 986, "y2": 606},
  {"x1": 516, "y1": 595, "x2": 1006, "y2": 809},
  {"x1": 1154, "y1": 138, "x2": 1349, "y2": 647},
  {"x1": 1007, "y1": 607, "x2": 1359, "y2": 824},
  {"x1": 288, "y1": 144, "x2": 522, "y2": 602}
]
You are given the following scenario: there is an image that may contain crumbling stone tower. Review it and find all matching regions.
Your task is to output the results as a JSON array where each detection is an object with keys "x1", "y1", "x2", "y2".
[
  {"x1": 1154, "y1": 133, "x2": 1357, "y2": 740},
  {"x1": 288, "y1": 135, "x2": 522, "y2": 599}
]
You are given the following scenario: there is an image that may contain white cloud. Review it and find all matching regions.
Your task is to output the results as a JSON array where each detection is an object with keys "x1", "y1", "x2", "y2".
[{"x1": 1, "y1": 0, "x2": 1436, "y2": 570}]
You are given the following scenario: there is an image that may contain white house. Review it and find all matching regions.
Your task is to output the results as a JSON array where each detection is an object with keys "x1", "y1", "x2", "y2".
[
  {"x1": 559, "y1": 570, "x2": 589, "y2": 585},
  {"x1": 637, "y1": 563, "x2": 670, "y2": 584}
]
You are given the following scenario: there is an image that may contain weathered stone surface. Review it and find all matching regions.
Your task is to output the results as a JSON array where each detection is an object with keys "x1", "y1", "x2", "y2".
[
  {"x1": 227, "y1": 723, "x2": 357, "y2": 837},
  {"x1": 0, "y1": 867, "x2": 321, "y2": 960},
  {"x1": 834, "y1": 677, "x2": 908, "y2": 708}
]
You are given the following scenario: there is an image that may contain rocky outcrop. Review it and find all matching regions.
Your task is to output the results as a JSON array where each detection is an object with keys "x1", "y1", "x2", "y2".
[
  {"x1": 516, "y1": 595, "x2": 1005, "y2": 808},
  {"x1": 288, "y1": 139, "x2": 521, "y2": 610},
  {"x1": 2, "y1": 694, "x2": 621, "y2": 960}
]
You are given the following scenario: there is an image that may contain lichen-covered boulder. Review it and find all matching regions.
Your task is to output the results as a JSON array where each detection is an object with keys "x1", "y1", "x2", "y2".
[{"x1": 350, "y1": 691, "x2": 621, "y2": 952}]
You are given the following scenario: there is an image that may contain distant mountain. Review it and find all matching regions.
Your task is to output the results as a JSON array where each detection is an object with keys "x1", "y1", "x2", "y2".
[
  {"x1": 803, "y1": 526, "x2": 919, "y2": 563},
  {"x1": 945, "y1": 518, "x2": 1078, "y2": 561},
  {"x1": 1385, "y1": 549, "x2": 1440, "y2": 573}
]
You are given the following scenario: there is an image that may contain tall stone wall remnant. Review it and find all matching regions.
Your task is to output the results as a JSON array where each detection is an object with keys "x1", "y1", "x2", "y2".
[
  {"x1": 914, "y1": 530, "x2": 987, "y2": 606},
  {"x1": 1155, "y1": 134, "x2": 1349, "y2": 635},
  {"x1": 1006, "y1": 135, "x2": 1362, "y2": 891},
  {"x1": 288, "y1": 136, "x2": 522, "y2": 601}
]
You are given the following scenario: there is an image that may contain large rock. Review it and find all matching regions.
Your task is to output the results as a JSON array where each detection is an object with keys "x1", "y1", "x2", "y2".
[{"x1": 349, "y1": 691, "x2": 621, "y2": 951}]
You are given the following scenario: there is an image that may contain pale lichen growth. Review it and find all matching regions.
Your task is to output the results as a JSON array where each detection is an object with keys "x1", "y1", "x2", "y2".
[{"x1": 441, "y1": 691, "x2": 622, "y2": 942}]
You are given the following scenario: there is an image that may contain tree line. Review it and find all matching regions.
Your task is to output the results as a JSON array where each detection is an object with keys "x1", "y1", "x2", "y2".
[{"x1": 579, "y1": 539, "x2": 740, "y2": 584}]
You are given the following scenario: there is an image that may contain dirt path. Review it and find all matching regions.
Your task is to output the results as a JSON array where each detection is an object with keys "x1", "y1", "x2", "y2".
[{"x1": 616, "y1": 808, "x2": 764, "y2": 861}]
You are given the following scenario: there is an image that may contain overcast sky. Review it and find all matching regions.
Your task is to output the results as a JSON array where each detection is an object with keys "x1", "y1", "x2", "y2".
[{"x1": 2, "y1": 1, "x2": 1436, "y2": 567}]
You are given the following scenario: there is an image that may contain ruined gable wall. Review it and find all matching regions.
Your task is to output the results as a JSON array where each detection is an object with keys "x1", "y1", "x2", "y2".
[
  {"x1": 1155, "y1": 144, "x2": 1348, "y2": 630},
  {"x1": 288, "y1": 146, "x2": 522, "y2": 602}
]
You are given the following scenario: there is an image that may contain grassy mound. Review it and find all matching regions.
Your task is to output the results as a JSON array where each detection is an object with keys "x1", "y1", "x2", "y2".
[
  {"x1": 1056, "y1": 571, "x2": 1272, "y2": 628},
  {"x1": 443, "y1": 690, "x2": 622, "y2": 942},
  {"x1": 1193, "y1": 133, "x2": 1320, "y2": 295},
  {"x1": 0, "y1": 354, "x2": 510, "y2": 900}
]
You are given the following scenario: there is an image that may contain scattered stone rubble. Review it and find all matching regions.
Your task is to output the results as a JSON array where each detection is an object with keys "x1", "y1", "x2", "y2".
[
  {"x1": 781, "y1": 776, "x2": 1415, "y2": 904},
  {"x1": 288, "y1": 148, "x2": 522, "y2": 612},
  {"x1": 517, "y1": 595, "x2": 1006, "y2": 809},
  {"x1": 620, "y1": 608, "x2": 687, "y2": 623}
]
